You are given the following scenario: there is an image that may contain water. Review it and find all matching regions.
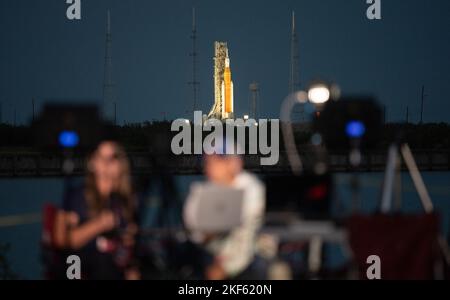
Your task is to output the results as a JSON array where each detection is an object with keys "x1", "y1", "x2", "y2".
[{"x1": 1, "y1": 172, "x2": 449, "y2": 279}]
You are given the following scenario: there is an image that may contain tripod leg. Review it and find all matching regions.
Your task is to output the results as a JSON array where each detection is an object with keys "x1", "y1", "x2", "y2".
[
  {"x1": 381, "y1": 145, "x2": 398, "y2": 213},
  {"x1": 394, "y1": 155, "x2": 402, "y2": 212},
  {"x1": 400, "y1": 144, "x2": 434, "y2": 213}
]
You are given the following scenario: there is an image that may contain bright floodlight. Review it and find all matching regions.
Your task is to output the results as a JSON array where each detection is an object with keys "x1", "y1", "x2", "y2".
[
  {"x1": 308, "y1": 84, "x2": 330, "y2": 104},
  {"x1": 243, "y1": 115, "x2": 249, "y2": 120}
]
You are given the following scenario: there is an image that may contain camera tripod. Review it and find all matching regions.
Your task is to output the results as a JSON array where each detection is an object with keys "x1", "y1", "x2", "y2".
[{"x1": 380, "y1": 143, "x2": 433, "y2": 213}]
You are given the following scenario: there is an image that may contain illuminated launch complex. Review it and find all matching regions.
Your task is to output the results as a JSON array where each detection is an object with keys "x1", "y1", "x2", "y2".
[{"x1": 208, "y1": 42, "x2": 234, "y2": 120}]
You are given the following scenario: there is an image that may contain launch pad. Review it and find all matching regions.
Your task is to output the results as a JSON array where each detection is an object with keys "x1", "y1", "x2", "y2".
[{"x1": 208, "y1": 42, "x2": 234, "y2": 120}]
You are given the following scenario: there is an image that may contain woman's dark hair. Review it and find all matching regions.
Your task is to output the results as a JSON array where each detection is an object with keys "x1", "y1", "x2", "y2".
[{"x1": 84, "y1": 141, "x2": 135, "y2": 222}]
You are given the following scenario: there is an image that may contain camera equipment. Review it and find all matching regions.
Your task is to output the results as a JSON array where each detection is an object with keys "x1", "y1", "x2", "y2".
[
  {"x1": 32, "y1": 103, "x2": 107, "y2": 152},
  {"x1": 312, "y1": 97, "x2": 383, "y2": 212},
  {"x1": 264, "y1": 172, "x2": 333, "y2": 220},
  {"x1": 313, "y1": 97, "x2": 383, "y2": 150}
]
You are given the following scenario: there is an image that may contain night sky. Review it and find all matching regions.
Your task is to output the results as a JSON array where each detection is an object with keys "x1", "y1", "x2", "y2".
[{"x1": 1, "y1": 0, "x2": 450, "y2": 124}]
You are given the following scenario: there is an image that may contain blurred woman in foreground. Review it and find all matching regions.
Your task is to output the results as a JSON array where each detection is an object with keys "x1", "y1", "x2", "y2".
[{"x1": 54, "y1": 141, "x2": 139, "y2": 280}]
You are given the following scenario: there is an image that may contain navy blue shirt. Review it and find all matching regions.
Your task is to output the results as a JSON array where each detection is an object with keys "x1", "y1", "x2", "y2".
[{"x1": 62, "y1": 185, "x2": 127, "y2": 280}]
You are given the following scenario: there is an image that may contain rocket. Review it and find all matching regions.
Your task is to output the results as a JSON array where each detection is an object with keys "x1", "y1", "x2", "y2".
[{"x1": 221, "y1": 49, "x2": 234, "y2": 118}]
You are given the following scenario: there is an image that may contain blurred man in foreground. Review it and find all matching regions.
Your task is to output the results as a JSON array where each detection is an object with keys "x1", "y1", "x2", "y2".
[{"x1": 183, "y1": 141, "x2": 266, "y2": 280}]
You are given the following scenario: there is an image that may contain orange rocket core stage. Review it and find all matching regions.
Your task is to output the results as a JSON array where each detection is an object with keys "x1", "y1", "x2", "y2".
[{"x1": 222, "y1": 56, "x2": 234, "y2": 116}]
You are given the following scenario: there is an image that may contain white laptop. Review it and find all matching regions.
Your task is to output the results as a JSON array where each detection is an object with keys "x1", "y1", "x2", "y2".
[{"x1": 186, "y1": 183, "x2": 244, "y2": 233}]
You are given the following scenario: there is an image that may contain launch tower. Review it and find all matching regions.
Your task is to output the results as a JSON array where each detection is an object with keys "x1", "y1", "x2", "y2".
[
  {"x1": 102, "y1": 10, "x2": 117, "y2": 123},
  {"x1": 208, "y1": 42, "x2": 234, "y2": 119}
]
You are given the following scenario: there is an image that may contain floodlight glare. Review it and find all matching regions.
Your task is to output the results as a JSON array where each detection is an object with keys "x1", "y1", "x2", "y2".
[
  {"x1": 295, "y1": 91, "x2": 308, "y2": 104},
  {"x1": 308, "y1": 84, "x2": 331, "y2": 104}
]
